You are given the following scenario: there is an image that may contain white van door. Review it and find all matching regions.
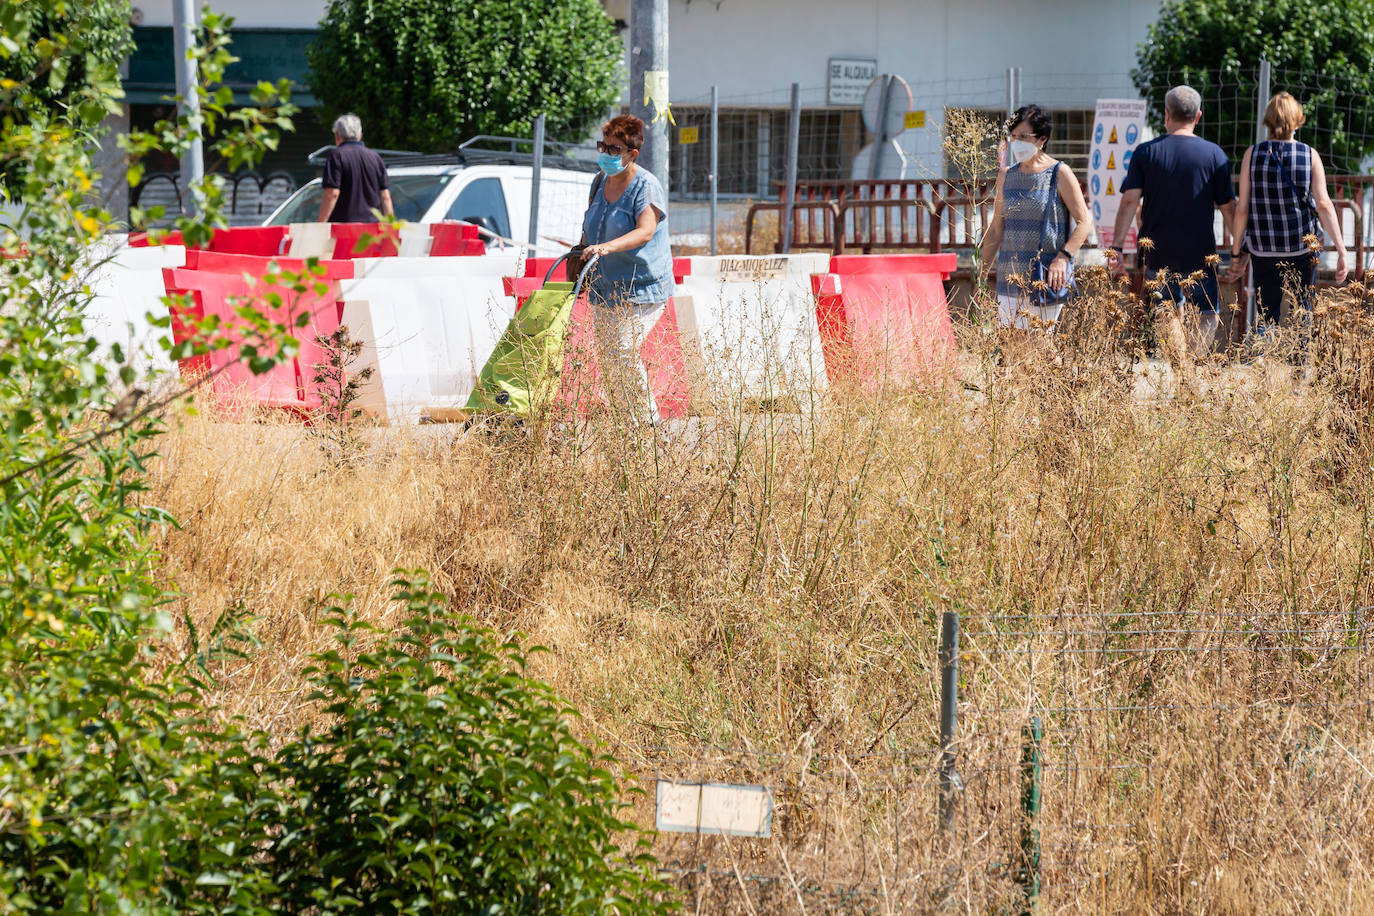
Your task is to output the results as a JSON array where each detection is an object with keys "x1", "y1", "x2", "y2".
[{"x1": 439, "y1": 172, "x2": 514, "y2": 248}]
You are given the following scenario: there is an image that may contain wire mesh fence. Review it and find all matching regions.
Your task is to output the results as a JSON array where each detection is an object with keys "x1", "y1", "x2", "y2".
[
  {"x1": 670, "y1": 63, "x2": 1374, "y2": 259},
  {"x1": 603, "y1": 601, "x2": 1374, "y2": 912}
]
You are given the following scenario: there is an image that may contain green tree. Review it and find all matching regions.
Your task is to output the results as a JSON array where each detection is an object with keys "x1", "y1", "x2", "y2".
[
  {"x1": 1133, "y1": 0, "x2": 1374, "y2": 172},
  {"x1": 0, "y1": 0, "x2": 130, "y2": 195},
  {"x1": 0, "y1": 0, "x2": 130, "y2": 130},
  {"x1": 306, "y1": 0, "x2": 624, "y2": 152}
]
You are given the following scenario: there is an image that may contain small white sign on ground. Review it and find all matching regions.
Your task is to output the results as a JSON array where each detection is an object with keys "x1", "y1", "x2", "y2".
[{"x1": 656, "y1": 780, "x2": 772, "y2": 837}]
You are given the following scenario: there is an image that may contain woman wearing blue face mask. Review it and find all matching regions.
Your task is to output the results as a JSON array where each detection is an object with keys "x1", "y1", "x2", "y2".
[
  {"x1": 979, "y1": 104, "x2": 1093, "y2": 330},
  {"x1": 578, "y1": 114, "x2": 674, "y2": 426}
]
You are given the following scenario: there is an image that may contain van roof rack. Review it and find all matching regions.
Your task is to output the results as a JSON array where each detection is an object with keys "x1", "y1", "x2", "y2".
[{"x1": 306, "y1": 135, "x2": 600, "y2": 173}]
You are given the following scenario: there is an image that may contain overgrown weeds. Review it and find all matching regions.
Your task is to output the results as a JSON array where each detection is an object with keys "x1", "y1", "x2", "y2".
[{"x1": 147, "y1": 276, "x2": 1374, "y2": 912}]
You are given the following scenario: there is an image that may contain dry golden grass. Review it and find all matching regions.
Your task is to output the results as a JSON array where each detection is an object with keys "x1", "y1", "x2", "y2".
[{"x1": 146, "y1": 276, "x2": 1374, "y2": 913}]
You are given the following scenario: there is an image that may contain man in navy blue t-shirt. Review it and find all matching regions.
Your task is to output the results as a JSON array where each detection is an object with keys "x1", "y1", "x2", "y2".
[
  {"x1": 318, "y1": 113, "x2": 393, "y2": 223},
  {"x1": 1108, "y1": 86, "x2": 1236, "y2": 350}
]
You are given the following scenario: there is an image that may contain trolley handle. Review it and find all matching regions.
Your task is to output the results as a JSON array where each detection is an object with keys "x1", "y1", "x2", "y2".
[{"x1": 542, "y1": 249, "x2": 601, "y2": 298}]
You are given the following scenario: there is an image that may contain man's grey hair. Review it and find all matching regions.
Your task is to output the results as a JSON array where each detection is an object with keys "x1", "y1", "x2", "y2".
[
  {"x1": 1164, "y1": 86, "x2": 1202, "y2": 122},
  {"x1": 332, "y1": 113, "x2": 363, "y2": 141}
]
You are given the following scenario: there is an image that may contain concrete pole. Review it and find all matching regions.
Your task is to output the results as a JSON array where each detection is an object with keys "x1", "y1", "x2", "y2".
[
  {"x1": 630, "y1": 0, "x2": 669, "y2": 192},
  {"x1": 171, "y1": 0, "x2": 204, "y2": 214}
]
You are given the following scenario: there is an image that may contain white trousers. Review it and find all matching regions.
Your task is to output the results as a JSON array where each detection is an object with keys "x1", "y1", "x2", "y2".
[
  {"x1": 591, "y1": 301, "x2": 667, "y2": 424},
  {"x1": 997, "y1": 294, "x2": 1062, "y2": 330}
]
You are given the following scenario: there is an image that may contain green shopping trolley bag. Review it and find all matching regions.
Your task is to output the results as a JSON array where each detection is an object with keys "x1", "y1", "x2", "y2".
[{"x1": 463, "y1": 252, "x2": 598, "y2": 419}]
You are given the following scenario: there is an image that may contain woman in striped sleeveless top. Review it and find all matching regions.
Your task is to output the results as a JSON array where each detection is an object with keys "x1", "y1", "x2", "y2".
[
  {"x1": 1225, "y1": 92, "x2": 1348, "y2": 327},
  {"x1": 980, "y1": 105, "x2": 1093, "y2": 330}
]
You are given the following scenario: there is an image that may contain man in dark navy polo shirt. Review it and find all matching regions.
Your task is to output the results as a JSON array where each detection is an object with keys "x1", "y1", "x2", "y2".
[
  {"x1": 318, "y1": 113, "x2": 393, "y2": 223},
  {"x1": 1106, "y1": 86, "x2": 1236, "y2": 353}
]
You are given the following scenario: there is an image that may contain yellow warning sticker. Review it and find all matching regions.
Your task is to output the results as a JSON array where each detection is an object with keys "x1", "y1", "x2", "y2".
[
  {"x1": 1108, "y1": 125, "x2": 1119, "y2": 144},
  {"x1": 1107, "y1": 176, "x2": 1116, "y2": 195},
  {"x1": 644, "y1": 70, "x2": 675, "y2": 125},
  {"x1": 679, "y1": 126, "x2": 699, "y2": 145},
  {"x1": 904, "y1": 110, "x2": 926, "y2": 129},
  {"x1": 1106, "y1": 151, "x2": 1116, "y2": 170}
]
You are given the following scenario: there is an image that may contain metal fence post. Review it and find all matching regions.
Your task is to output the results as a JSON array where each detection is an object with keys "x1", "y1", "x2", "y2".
[
  {"x1": 710, "y1": 85, "x2": 719, "y2": 256},
  {"x1": 938, "y1": 610, "x2": 960, "y2": 834},
  {"x1": 870, "y1": 74, "x2": 894, "y2": 179},
  {"x1": 781, "y1": 82, "x2": 801, "y2": 254},
  {"x1": 1245, "y1": 58, "x2": 1271, "y2": 338},
  {"x1": 1018, "y1": 716, "x2": 1044, "y2": 914},
  {"x1": 528, "y1": 114, "x2": 545, "y2": 251}
]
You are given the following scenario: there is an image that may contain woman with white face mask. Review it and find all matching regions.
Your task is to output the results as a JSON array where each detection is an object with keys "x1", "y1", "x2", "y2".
[{"x1": 979, "y1": 105, "x2": 1094, "y2": 330}]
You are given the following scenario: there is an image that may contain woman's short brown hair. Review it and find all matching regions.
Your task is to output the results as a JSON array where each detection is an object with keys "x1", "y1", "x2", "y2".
[
  {"x1": 601, "y1": 114, "x2": 645, "y2": 151},
  {"x1": 1263, "y1": 92, "x2": 1306, "y2": 138}
]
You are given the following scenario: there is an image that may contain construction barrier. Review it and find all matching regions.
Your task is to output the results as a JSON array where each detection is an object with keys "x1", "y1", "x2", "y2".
[
  {"x1": 339, "y1": 253, "x2": 521, "y2": 423},
  {"x1": 428, "y1": 222, "x2": 488, "y2": 257},
  {"x1": 128, "y1": 225, "x2": 288, "y2": 256},
  {"x1": 810, "y1": 253, "x2": 957, "y2": 387},
  {"x1": 674, "y1": 253, "x2": 831, "y2": 402},
  {"x1": 162, "y1": 250, "x2": 354, "y2": 415},
  {"x1": 502, "y1": 258, "x2": 692, "y2": 420},
  {"x1": 98, "y1": 227, "x2": 963, "y2": 420},
  {"x1": 83, "y1": 242, "x2": 183, "y2": 376}
]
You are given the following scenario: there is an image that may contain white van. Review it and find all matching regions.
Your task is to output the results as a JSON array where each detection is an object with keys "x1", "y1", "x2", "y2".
[{"x1": 262, "y1": 138, "x2": 598, "y2": 254}]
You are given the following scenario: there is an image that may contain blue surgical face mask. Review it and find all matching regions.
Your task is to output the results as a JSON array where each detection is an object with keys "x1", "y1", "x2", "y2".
[{"x1": 598, "y1": 152, "x2": 627, "y2": 176}]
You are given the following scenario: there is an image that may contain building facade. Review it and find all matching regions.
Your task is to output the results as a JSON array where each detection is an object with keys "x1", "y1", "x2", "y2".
[{"x1": 121, "y1": 0, "x2": 1165, "y2": 217}]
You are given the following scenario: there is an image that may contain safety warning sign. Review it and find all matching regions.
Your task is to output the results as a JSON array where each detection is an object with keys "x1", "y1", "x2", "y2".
[{"x1": 1090, "y1": 98, "x2": 1147, "y2": 253}]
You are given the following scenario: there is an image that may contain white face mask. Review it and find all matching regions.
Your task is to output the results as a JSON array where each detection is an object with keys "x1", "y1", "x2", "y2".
[{"x1": 1009, "y1": 139, "x2": 1040, "y2": 164}]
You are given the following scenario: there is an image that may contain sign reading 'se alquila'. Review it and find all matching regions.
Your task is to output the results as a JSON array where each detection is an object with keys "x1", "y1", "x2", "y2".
[{"x1": 828, "y1": 58, "x2": 877, "y2": 106}]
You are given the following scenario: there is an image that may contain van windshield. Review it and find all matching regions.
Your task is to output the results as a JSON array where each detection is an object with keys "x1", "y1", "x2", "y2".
[{"x1": 265, "y1": 173, "x2": 453, "y2": 225}]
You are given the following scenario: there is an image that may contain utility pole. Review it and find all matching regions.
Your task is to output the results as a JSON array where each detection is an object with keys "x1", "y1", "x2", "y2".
[
  {"x1": 171, "y1": 0, "x2": 204, "y2": 214},
  {"x1": 630, "y1": 0, "x2": 669, "y2": 192}
]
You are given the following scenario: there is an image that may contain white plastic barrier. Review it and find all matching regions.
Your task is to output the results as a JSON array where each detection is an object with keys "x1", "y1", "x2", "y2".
[
  {"x1": 339, "y1": 253, "x2": 521, "y2": 422},
  {"x1": 82, "y1": 243, "x2": 183, "y2": 376},
  {"x1": 674, "y1": 253, "x2": 830, "y2": 398},
  {"x1": 286, "y1": 221, "x2": 333, "y2": 259},
  {"x1": 398, "y1": 224, "x2": 432, "y2": 257},
  {"x1": 288, "y1": 221, "x2": 434, "y2": 259}
]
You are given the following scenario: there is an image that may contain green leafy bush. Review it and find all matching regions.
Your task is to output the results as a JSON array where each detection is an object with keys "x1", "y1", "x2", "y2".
[
  {"x1": 272, "y1": 575, "x2": 675, "y2": 914},
  {"x1": 307, "y1": 0, "x2": 624, "y2": 151},
  {"x1": 0, "y1": 0, "x2": 130, "y2": 138}
]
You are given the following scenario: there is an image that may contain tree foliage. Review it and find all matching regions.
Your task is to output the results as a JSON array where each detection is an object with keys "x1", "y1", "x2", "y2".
[
  {"x1": 1133, "y1": 0, "x2": 1374, "y2": 172},
  {"x1": 0, "y1": 0, "x2": 130, "y2": 130},
  {"x1": 306, "y1": 0, "x2": 624, "y2": 152}
]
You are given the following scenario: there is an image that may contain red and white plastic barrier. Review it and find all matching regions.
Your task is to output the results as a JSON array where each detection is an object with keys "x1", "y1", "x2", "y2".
[
  {"x1": 674, "y1": 253, "x2": 831, "y2": 400},
  {"x1": 339, "y1": 253, "x2": 520, "y2": 422},
  {"x1": 811, "y1": 253, "x2": 957, "y2": 387},
  {"x1": 83, "y1": 241, "x2": 184, "y2": 376},
  {"x1": 92, "y1": 224, "x2": 960, "y2": 420},
  {"x1": 163, "y1": 249, "x2": 355, "y2": 415}
]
